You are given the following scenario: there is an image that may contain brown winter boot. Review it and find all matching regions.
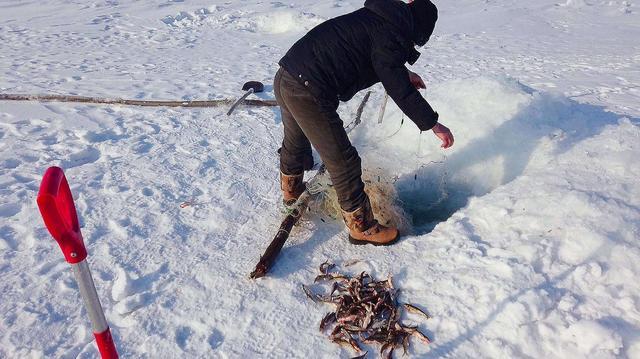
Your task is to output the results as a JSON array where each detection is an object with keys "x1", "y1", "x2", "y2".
[
  {"x1": 280, "y1": 171, "x2": 305, "y2": 206},
  {"x1": 341, "y1": 198, "x2": 399, "y2": 246}
]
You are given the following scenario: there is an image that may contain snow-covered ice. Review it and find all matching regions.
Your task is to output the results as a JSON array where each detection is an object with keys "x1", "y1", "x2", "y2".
[{"x1": 1, "y1": 0, "x2": 639, "y2": 358}]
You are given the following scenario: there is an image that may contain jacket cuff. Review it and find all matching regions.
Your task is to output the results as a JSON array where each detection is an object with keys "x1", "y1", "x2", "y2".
[{"x1": 418, "y1": 111, "x2": 439, "y2": 131}]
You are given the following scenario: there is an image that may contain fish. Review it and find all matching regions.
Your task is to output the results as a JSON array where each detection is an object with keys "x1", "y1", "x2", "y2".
[
  {"x1": 400, "y1": 324, "x2": 418, "y2": 333},
  {"x1": 314, "y1": 273, "x2": 348, "y2": 283},
  {"x1": 380, "y1": 341, "x2": 396, "y2": 358},
  {"x1": 333, "y1": 336, "x2": 362, "y2": 353},
  {"x1": 369, "y1": 319, "x2": 387, "y2": 331},
  {"x1": 329, "y1": 282, "x2": 340, "y2": 296},
  {"x1": 319, "y1": 260, "x2": 335, "y2": 274},
  {"x1": 337, "y1": 314, "x2": 359, "y2": 324},
  {"x1": 320, "y1": 312, "x2": 336, "y2": 331},
  {"x1": 331, "y1": 337, "x2": 354, "y2": 350},
  {"x1": 342, "y1": 324, "x2": 365, "y2": 333},
  {"x1": 348, "y1": 337, "x2": 363, "y2": 353},
  {"x1": 413, "y1": 329, "x2": 431, "y2": 344},
  {"x1": 302, "y1": 284, "x2": 319, "y2": 302},
  {"x1": 343, "y1": 259, "x2": 363, "y2": 267},
  {"x1": 305, "y1": 264, "x2": 432, "y2": 356},
  {"x1": 362, "y1": 330, "x2": 388, "y2": 344},
  {"x1": 402, "y1": 333, "x2": 411, "y2": 354},
  {"x1": 331, "y1": 325, "x2": 344, "y2": 337},
  {"x1": 361, "y1": 305, "x2": 374, "y2": 329},
  {"x1": 349, "y1": 351, "x2": 368, "y2": 359},
  {"x1": 358, "y1": 271, "x2": 372, "y2": 284},
  {"x1": 403, "y1": 303, "x2": 431, "y2": 319}
]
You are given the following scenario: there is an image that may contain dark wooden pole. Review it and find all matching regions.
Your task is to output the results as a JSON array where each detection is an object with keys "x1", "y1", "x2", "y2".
[
  {"x1": 249, "y1": 190, "x2": 314, "y2": 279},
  {"x1": 0, "y1": 93, "x2": 278, "y2": 108}
]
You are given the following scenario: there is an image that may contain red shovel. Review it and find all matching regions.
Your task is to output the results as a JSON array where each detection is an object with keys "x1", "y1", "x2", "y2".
[{"x1": 36, "y1": 166, "x2": 118, "y2": 359}]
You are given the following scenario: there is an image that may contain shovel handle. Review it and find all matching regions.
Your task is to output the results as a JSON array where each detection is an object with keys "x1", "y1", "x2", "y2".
[
  {"x1": 73, "y1": 260, "x2": 118, "y2": 358},
  {"x1": 37, "y1": 166, "x2": 87, "y2": 263},
  {"x1": 226, "y1": 88, "x2": 254, "y2": 116},
  {"x1": 95, "y1": 328, "x2": 118, "y2": 359}
]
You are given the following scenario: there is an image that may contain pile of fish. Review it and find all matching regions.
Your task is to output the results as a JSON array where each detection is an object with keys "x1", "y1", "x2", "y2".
[{"x1": 302, "y1": 261, "x2": 431, "y2": 358}]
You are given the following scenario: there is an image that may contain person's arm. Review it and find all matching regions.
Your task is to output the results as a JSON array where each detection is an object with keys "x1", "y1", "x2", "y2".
[
  {"x1": 374, "y1": 62, "x2": 438, "y2": 131},
  {"x1": 408, "y1": 69, "x2": 426, "y2": 89},
  {"x1": 432, "y1": 122, "x2": 454, "y2": 149},
  {"x1": 372, "y1": 56, "x2": 438, "y2": 131},
  {"x1": 371, "y1": 43, "x2": 454, "y2": 148}
]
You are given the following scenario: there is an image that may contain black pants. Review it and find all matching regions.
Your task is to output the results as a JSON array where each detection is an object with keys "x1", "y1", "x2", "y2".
[{"x1": 274, "y1": 67, "x2": 367, "y2": 212}]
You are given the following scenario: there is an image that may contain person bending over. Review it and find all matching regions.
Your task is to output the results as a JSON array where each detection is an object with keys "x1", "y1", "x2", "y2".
[{"x1": 274, "y1": 0, "x2": 454, "y2": 245}]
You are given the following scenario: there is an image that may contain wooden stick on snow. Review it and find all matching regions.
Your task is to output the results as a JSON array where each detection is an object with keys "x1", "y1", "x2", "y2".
[{"x1": 0, "y1": 93, "x2": 278, "y2": 108}]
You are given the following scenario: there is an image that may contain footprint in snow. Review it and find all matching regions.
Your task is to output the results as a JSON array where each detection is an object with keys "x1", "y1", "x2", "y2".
[
  {"x1": 111, "y1": 266, "x2": 133, "y2": 301},
  {"x1": 111, "y1": 264, "x2": 170, "y2": 315},
  {"x1": 175, "y1": 324, "x2": 224, "y2": 352},
  {"x1": 0, "y1": 203, "x2": 21, "y2": 218},
  {"x1": 114, "y1": 292, "x2": 155, "y2": 315},
  {"x1": 60, "y1": 147, "x2": 101, "y2": 169},
  {"x1": 208, "y1": 329, "x2": 224, "y2": 350},
  {"x1": 0, "y1": 225, "x2": 19, "y2": 251},
  {"x1": 175, "y1": 326, "x2": 193, "y2": 350},
  {"x1": 83, "y1": 129, "x2": 126, "y2": 143}
]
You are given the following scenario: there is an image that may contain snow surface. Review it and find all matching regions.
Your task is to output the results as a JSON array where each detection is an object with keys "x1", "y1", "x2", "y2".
[{"x1": 1, "y1": 0, "x2": 639, "y2": 358}]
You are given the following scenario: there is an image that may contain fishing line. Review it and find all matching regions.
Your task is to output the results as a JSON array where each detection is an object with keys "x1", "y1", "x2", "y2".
[{"x1": 408, "y1": 106, "x2": 450, "y2": 210}]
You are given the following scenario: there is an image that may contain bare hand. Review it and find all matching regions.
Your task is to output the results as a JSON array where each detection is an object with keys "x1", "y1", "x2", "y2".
[
  {"x1": 408, "y1": 70, "x2": 426, "y2": 89},
  {"x1": 432, "y1": 122, "x2": 454, "y2": 149}
]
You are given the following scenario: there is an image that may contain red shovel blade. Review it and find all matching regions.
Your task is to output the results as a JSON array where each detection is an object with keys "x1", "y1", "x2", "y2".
[{"x1": 37, "y1": 166, "x2": 87, "y2": 264}]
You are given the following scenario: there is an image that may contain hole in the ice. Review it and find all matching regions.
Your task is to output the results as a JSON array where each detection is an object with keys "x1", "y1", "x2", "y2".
[
  {"x1": 396, "y1": 164, "x2": 472, "y2": 231},
  {"x1": 392, "y1": 152, "x2": 510, "y2": 232},
  {"x1": 363, "y1": 77, "x2": 633, "y2": 234}
]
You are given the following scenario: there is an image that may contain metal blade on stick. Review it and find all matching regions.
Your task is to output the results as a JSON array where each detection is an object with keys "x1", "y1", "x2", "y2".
[{"x1": 227, "y1": 81, "x2": 265, "y2": 116}]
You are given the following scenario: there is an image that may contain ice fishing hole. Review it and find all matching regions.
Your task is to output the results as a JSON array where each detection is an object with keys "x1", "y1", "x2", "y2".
[{"x1": 396, "y1": 163, "x2": 474, "y2": 232}]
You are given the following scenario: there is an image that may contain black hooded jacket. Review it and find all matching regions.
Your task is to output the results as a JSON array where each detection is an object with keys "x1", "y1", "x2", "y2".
[{"x1": 279, "y1": 0, "x2": 438, "y2": 131}]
